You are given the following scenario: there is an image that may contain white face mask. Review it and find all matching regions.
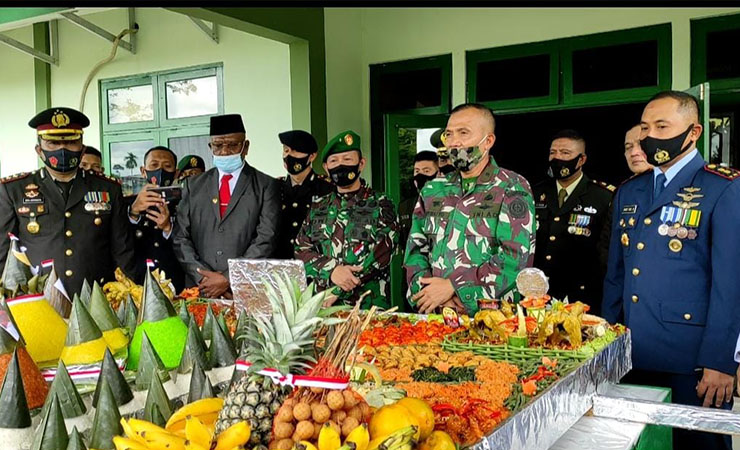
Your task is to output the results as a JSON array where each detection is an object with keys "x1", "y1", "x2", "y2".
[{"x1": 212, "y1": 143, "x2": 245, "y2": 173}]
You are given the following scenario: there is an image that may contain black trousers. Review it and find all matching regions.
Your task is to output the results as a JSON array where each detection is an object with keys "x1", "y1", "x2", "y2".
[{"x1": 621, "y1": 369, "x2": 733, "y2": 450}]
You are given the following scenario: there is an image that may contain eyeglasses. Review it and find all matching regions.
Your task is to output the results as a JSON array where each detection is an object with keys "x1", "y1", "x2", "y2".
[{"x1": 209, "y1": 141, "x2": 244, "y2": 153}]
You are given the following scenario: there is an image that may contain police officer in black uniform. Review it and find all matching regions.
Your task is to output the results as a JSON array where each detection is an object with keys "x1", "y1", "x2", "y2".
[
  {"x1": 125, "y1": 145, "x2": 185, "y2": 292},
  {"x1": 0, "y1": 107, "x2": 137, "y2": 296},
  {"x1": 533, "y1": 129, "x2": 614, "y2": 314},
  {"x1": 275, "y1": 130, "x2": 334, "y2": 259}
]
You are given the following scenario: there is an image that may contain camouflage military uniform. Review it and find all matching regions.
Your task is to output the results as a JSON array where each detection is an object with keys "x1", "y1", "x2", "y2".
[
  {"x1": 404, "y1": 156, "x2": 536, "y2": 314},
  {"x1": 294, "y1": 181, "x2": 399, "y2": 309}
]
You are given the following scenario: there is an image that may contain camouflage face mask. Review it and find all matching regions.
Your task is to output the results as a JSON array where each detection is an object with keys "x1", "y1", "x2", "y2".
[{"x1": 449, "y1": 136, "x2": 487, "y2": 172}]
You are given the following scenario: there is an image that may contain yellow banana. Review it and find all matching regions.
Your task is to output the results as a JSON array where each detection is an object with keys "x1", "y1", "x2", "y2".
[
  {"x1": 345, "y1": 424, "x2": 370, "y2": 450},
  {"x1": 113, "y1": 436, "x2": 150, "y2": 450},
  {"x1": 294, "y1": 441, "x2": 319, "y2": 450},
  {"x1": 318, "y1": 422, "x2": 342, "y2": 450},
  {"x1": 168, "y1": 411, "x2": 220, "y2": 434},
  {"x1": 185, "y1": 440, "x2": 209, "y2": 450},
  {"x1": 186, "y1": 416, "x2": 213, "y2": 449},
  {"x1": 165, "y1": 398, "x2": 224, "y2": 431},
  {"x1": 120, "y1": 418, "x2": 148, "y2": 445},
  {"x1": 141, "y1": 430, "x2": 187, "y2": 450},
  {"x1": 214, "y1": 421, "x2": 251, "y2": 450},
  {"x1": 128, "y1": 418, "x2": 169, "y2": 436}
]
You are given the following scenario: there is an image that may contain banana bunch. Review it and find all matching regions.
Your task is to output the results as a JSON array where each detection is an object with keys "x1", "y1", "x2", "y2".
[
  {"x1": 116, "y1": 399, "x2": 250, "y2": 450},
  {"x1": 103, "y1": 267, "x2": 174, "y2": 310},
  {"x1": 367, "y1": 426, "x2": 418, "y2": 450},
  {"x1": 310, "y1": 423, "x2": 371, "y2": 450}
]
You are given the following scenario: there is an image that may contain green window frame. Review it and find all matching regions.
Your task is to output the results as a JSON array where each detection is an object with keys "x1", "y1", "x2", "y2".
[
  {"x1": 691, "y1": 13, "x2": 740, "y2": 94},
  {"x1": 466, "y1": 41, "x2": 559, "y2": 111},
  {"x1": 466, "y1": 24, "x2": 672, "y2": 113},
  {"x1": 99, "y1": 63, "x2": 224, "y2": 173},
  {"x1": 369, "y1": 54, "x2": 452, "y2": 190}
]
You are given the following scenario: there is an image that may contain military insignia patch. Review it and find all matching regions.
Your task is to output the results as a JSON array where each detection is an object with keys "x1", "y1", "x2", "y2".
[
  {"x1": 344, "y1": 133, "x2": 354, "y2": 146},
  {"x1": 539, "y1": 193, "x2": 546, "y2": 202},
  {"x1": 560, "y1": 167, "x2": 570, "y2": 177},
  {"x1": 17, "y1": 206, "x2": 30, "y2": 214},
  {"x1": 584, "y1": 206, "x2": 597, "y2": 214},
  {"x1": 24, "y1": 184, "x2": 38, "y2": 191},
  {"x1": 348, "y1": 172, "x2": 356, "y2": 180},
  {"x1": 190, "y1": 157, "x2": 198, "y2": 167},
  {"x1": 704, "y1": 164, "x2": 740, "y2": 180}
]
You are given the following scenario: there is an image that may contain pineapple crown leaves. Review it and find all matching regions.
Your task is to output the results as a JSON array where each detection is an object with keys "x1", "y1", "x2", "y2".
[{"x1": 243, "y1": 313, "x2": 316, "y2": 376}]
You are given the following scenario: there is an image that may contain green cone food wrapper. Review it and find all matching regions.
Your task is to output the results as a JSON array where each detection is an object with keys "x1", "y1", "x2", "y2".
[
  {"x1": 0, "y1": 349, "x2": 30, "y2": 428},
  {"x1": 66, "y1": 426, "x2": 87, "y2": 450},
  {"x1": 208, "y1": 316, "x2": 236, "y2": 368},
  {"x1": 89, "y1": 378, "x2": 122, "y2": 450},
  {"x1": 177, "y1": 318, "x2": 210, "y2": 374},
  {"x1": 31, "y1": 393, "x2": 69, "y2": 450},
  {"x1": 187, "y1": 359, "x2": 214, "y2": 404},
  {"x1": 132, "y1": 332, "x2": 170, "y2": 391},
  {"x1": 143, "y1": 371, "x2": 172, "y2": 423},
  {"x1": 93, "y1": 348, "x2": 133, "y2": 408},
  {"x1": 42, "y1": 360, "x2": 86, "y2": 419}
]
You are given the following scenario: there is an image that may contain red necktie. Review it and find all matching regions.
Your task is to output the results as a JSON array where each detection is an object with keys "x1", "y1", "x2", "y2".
[{"x1": 219, "y1": 174, "x2": 233, "y2": 218}]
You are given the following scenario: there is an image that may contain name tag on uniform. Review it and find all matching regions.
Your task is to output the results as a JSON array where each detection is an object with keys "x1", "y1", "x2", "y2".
[{"x1": 622, "y1": 205, "x2": 637, "y2": 214}]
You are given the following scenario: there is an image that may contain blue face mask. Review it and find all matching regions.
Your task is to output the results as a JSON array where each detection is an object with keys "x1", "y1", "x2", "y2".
[{"x1": 212, "y1": 153, "x2": 244, "y2": 174}]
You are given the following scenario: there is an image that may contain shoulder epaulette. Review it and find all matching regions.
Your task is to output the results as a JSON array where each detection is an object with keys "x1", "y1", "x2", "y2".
[
  {"x1": 592, "y1": 179, "x2": 616, "y2": 192},
  {"x1": 89, "y1": 170, "x2": 122, "y2": 185},
  {"x1": 704, "y1": 164, "x2": 740, "y2": 180},
  {"x1": 0, "y1": 172, "x2": 32, "y2": 184}
]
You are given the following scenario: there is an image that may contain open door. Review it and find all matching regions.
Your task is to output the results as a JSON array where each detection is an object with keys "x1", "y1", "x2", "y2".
[
  {"x1": 383, "y1": 113, "x2": 449, "y2": 311},
  {"x1": 684, "y1": 82, "x2": 711, "y2": 160}
]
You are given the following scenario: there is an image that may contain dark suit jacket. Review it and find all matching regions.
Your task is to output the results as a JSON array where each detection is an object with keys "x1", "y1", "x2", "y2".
[
  {"x1": 533, "y1": 174, "x2": 614, "y2": 314},
  {"x1": 123, "y1": 195, "x2": 185, "y2": 292},
  {"x1": 0, "y1": 168, "x2": 136, "y2": 295},
  {"x1": 173, "y1": 163, "x2": 281, "y2": 286},
  {"x1": 603, "y1": 153, "x2": 740, "y2": 375}
]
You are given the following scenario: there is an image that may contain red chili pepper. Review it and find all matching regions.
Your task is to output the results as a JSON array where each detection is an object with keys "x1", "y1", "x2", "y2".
[{"x1": 432, "y1": 403, "x2": 458, "y2": 416}]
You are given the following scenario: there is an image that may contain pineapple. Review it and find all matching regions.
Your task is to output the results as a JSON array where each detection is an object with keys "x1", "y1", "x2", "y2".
[{"x1": 215, "y1": 275, "x2": 339, "y2": 446}]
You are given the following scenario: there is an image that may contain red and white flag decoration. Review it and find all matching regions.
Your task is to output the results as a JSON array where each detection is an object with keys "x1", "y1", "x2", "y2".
[
  {"x1": 41, "y1": 259, "x2": 54, "y2": 269},
  {"x1": 146, "y1": 259, "x2": 156, "y2": 269},
  {"x1": 7, "y1": 233, "x2": 18, "y2": 241},
  {"x1": 235, "y1": 360, "x2": 350, "y2": 390}
]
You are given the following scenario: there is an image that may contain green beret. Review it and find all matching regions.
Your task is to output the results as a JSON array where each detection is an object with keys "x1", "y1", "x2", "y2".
[{"x1": 322, "y1": 130, "x2": 361, "y2": 162}]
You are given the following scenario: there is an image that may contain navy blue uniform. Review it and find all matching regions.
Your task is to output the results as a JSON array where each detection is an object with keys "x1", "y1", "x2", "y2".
[{"x1": 603, "y1": 152, "x2": 740, "y2": 450}]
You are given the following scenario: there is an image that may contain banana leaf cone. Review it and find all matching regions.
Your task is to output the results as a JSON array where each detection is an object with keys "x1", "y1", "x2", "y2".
[
  {"x1": 123, "y1": 294, "x2": 138, "y2": 337},
  {"x1": 31, "y1": 393, "x2": 69, "y2": 450},
  {"x1": 177, "y1": 318, "x2": 210, "y2": 374},
  {"x1": 148, "y1": 403, "x2": 167, "y2": 428},
  {"x1": 208, "y1": 317, "x2": 236, "y2": 368},
  {"x1": 0, "y1": 298, "x2": 25, "y2": 347},
  {"x1": 0, "y1": 325, "x2": 20, "y2": 356},
  {"x1": 66, "y1": 427, "x2": 87, "y2": 450},
  {"x1": 143, "y1": 371, "x2": 172, "y2": 423},
  {"x1": 43, "y1": 266, "x2": 71, "y2": 318},
  {"x1": 1, "y1": 237, "x2": 32, "y2": 296},
  {"x1": 201, "y1": 304, "x2": 216, "y2": 342},
  {"x1": 0, "y1": 349, "x2": 30, "y2": 428},
  {"x1": 187, "y1": 359, "x2": 214, "y2": 404},
  {"x1": 115, "y1": 298, "x2": 126, "y2": 326},
  {"x1": 92, "y1": 348, "x2": 132, "y2": 408},
  {"x1": 89, "y1": 378, "x2": 122, "y2": 450},
  {"x1": 138, "y1": 269, "x2": 177, "y2": 324},
  {"x1": 60, "y1": 297, "x2": 107, "y2": 366},
  {"x1": 89, "y1": 282, "x2": 128, "y2": 353},
  {"x1": 42, "y1": 360, "x2": 86, "y2": 419},
  {"x1": 132, "y1": 332, "x2": 169, "y2": 391},
  {"x1": 78, "y1": 280, "x2": 92, "y2": 307},
  {"x1": 188, "y1": 314, "x2": 208, "y2": 353},
  {"x1": 178, "y1": 300, "x2": 189, "y2": 324},
  {"x1": 217, "y1": 311, "x2": 231, "y2": 342}
]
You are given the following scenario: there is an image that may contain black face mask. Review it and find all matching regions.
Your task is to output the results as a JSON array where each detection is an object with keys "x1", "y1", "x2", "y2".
[
  {"x1": 413, "y1": 173, "x2": 437, "y2": 191},
  {"x1": 640, "y1": 124, "x2": 694, "y2": 166},
  {"x1": 284, "y1": 155, "x2": 311, "y2": 175},
  {"x1": 328, "y1": 164, "x2": 361, "y2": 188},
  {"x1": 548, "y1": 155, "x2": 583, "y2": 180},
  {"x1": 439, "y1": 164, "x2": 455, "y2": 176},
  {"x1": 41, "y1": 148, "x2": 82, "y2": 173},
  {"x1": 145, "y1": 168, "x2": 176, "y2": 186}
]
